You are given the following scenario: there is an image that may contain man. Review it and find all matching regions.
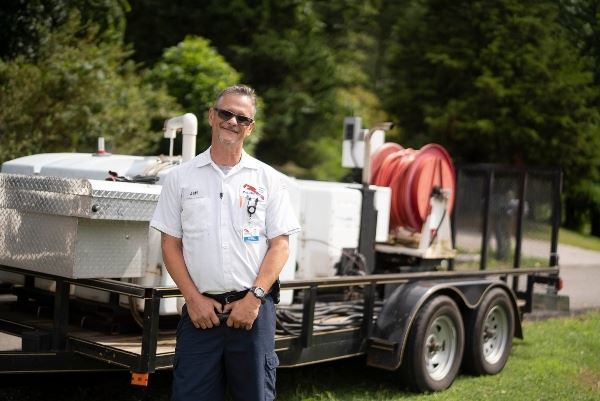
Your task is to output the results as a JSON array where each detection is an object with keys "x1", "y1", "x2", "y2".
[{"x1": 150, "y1": 85, "x2": 300, "y2": 401}]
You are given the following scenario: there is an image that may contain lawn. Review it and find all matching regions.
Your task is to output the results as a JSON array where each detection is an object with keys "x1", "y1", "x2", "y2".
[
  {"x1": 1, "y1": 311, "x2": 598, "y2": 401},
  {"x1": 275, "y1": 311, "x2": 600, "y2": 401},
  {"x1": 559, "y1": 228, "x2": 600, "y2": 252}
]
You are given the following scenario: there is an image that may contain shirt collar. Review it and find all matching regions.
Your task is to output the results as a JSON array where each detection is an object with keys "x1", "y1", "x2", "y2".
[{"x1": 192, "y1": 147, "x2": 259, "y2": 170}]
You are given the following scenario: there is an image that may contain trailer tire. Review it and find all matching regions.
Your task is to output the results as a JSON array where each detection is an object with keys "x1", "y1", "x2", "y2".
[
  {"x1": 400, "y1": 295, "x2": 464, "y2": 392},
  {"x1": 463, "y1": 288, "x2": 514, "y2": 375}
]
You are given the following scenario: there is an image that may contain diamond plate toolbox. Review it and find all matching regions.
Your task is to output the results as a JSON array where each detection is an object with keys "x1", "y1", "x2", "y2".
[{"x1": 0, "y1": 173, "x2": 161, "y2": 278}]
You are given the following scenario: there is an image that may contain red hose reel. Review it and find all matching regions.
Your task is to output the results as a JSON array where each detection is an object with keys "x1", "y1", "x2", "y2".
[{"x1": 370, "y1": 143, "x2": 456, "y2": 232}]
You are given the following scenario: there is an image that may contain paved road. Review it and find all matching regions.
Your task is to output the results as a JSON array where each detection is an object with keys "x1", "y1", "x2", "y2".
[
  {"x1": 557, "y1": 242, "x2": 600, "y2": 266},
  {"x1": 555, "y1": 243, "x2": 600, "y2": 310},
  {"x1": 558, "y1": 264, "x2": 599, "y2": 310},
  {"x1": 455, "y1": 232, "x2": 600, "y2": 310}
]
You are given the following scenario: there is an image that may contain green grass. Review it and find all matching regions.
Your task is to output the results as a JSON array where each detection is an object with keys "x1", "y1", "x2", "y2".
[
  {"x1": 276, "y1": 311, "x2": 600, "y2": 401},
  {"x1": 1, "y1": 311, "x2": 598, "y2": 401},
  {"x1": 559, "y1": 228, "x2": 600, "y2": 252}
]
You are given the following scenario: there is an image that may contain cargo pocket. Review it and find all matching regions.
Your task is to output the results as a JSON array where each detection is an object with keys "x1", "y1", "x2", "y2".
[{"x1": 264, "y1": 351, "x2": 279, "y2": 401}]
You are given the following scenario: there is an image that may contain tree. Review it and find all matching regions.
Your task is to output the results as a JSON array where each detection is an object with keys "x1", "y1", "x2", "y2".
[
  {"x1": 147, "y1": 36, "x2": 248, "y2": 153},
  {"x1": 0, "y1": 12, "x2": 180, "y2": 164},
  {"x1": 0, "y1": 0, "x2": 130, "y2": 60},
  {"x1": 558, "y1": 0, "x2": 600, "y2": 234},
  {"x1": 383, "y1": 0, "x2": 600, "y2": 232},
  {"x1": 125, "y1": 0, "x2": 387, "y2": 180},
  {"x1": 559, "y1": 0, "x2": 600, "y2": 87}
]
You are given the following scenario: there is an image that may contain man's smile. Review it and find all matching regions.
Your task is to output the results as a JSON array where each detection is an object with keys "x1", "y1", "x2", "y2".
[{"x1": 221, "y1": 124, "x2": 239, "y2": 134}]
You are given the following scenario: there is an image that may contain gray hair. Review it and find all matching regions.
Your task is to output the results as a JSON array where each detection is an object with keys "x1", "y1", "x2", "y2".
[{"x1": 215, "y1": 85, "x2": 257, "y2": 117}]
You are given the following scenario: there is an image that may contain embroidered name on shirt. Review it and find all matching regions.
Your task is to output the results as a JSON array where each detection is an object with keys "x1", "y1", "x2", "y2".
[{"x1": 185, "y1": 189, "x2": 203, "y2": 200}]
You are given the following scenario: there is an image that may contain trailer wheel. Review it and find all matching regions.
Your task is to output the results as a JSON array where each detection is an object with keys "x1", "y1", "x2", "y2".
[
  {"x1": 464, "y1": 288, "x2": 514, "y2": 375},
  {"x1": 401, "y1": 295, "x2": 464, "y2": 392}
]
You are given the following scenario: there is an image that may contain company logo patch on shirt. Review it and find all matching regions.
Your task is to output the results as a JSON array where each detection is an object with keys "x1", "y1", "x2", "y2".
[{"x1": 240, "y1": 183, "x2": 267, "y2": 201}]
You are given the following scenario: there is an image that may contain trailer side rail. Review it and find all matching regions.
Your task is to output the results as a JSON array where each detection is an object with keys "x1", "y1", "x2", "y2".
[{"x1": 0, "y1": 264, "x2": 560, "y2": 374}]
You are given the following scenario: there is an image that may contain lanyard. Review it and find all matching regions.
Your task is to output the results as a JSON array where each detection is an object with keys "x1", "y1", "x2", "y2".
[{"x1": 247, "y1": 198, "x2": 258, "y2": 218}]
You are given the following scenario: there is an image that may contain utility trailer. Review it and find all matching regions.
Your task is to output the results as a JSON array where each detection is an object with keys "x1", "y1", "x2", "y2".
[
  {"x1": 0, "y1": 115, "x2": 564, "y2": 392},
  {"x1": 0, "y1": 166, "x2": 563, "y2": 393},
  {"x1": 0, "y1": 264, "x2": 561, "y2": 391}
]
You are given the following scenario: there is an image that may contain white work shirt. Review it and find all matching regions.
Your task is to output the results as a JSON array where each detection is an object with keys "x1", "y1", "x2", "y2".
[{"x1": 150, "y1": 148, "x2": 300, "y2": 294}]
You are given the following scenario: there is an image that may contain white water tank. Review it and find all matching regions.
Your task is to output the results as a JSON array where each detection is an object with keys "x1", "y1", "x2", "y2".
[
  {"x1": 296, "y1": 180, "x2": 360, "y2": 279},
  {"x1": 294, "y1": 180, "x2": 391, "y2": 279},
  {"x1": 1, "y1": 153, "x2": 169, "y2": 181},
  {"x1": 345, "y1": 182, "x2": 392, "y2": 243}
]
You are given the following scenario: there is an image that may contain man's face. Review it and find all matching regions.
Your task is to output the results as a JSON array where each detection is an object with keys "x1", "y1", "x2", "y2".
[{"x1": 209, "y1": 94, "x2": 255, "y2": 147}]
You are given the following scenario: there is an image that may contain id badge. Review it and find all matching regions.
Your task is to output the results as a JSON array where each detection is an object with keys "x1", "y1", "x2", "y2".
[{"x1": 243, "y1": 226, "x2": 259, "y2": 242}]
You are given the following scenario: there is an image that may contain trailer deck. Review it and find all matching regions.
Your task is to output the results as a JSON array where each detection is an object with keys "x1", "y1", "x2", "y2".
[{"x1": 0, "y1": 263, "x2": 560, "y2": 381}]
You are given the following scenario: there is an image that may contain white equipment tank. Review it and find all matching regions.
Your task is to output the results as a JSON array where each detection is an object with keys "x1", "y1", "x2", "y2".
[{"x1": 294, "y1": 180, "x2": 391, "y2": 279}]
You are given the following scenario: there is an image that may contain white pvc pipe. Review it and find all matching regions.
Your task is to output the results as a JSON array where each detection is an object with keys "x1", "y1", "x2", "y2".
[
  {"x1": 181, "y1": 113, "x2": 198, "y2": 162},
  {"x1": 361, "y1": 122, "x2": 394, "y2": 185},
  {"x1": 163, "y1": 113, "x2": 198, "y2": 162},
  {"x1": 97, "y1": 137, "x2": 106, "y2": 153}
]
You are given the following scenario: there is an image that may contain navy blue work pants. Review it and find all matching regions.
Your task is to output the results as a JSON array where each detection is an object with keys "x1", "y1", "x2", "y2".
[{"x1": 171, "y1": 296, "x2": 278, "y2": 401}]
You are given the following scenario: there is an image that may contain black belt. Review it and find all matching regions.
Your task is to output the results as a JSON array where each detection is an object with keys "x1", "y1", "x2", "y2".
[{"x1": 203, "y1": 290, "x2": 249, "y2": 305}]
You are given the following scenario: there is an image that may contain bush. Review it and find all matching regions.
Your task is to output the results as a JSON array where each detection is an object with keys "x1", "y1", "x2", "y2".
[
  {"x1": 147, "y1": 36, "x2": 259, "y2": 153},
  {"x1": 0, "y1": 12, "x2": 180, "y2": 164}
]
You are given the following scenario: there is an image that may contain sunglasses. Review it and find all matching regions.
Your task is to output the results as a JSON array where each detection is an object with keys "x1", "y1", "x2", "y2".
[{"x1": 213, "y1": 108, "x2": 254, "y2": 126}]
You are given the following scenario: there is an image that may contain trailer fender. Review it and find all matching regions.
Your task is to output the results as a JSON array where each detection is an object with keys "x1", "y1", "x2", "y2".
[{"x1": 366, "y1": 279, "x2": 521, "y2": 371}]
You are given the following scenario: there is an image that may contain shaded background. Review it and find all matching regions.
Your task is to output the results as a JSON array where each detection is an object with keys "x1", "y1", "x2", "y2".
[{"x1": 1, "y1": 0, "x2": 599, "y2": 235}]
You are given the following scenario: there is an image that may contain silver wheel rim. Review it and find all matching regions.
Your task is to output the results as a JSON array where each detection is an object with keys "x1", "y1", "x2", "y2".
[
  {"x1": 482, "y1": 305, "x2": 508, "y2": 365},
  {"x1": 424, "y1": 315, "x2": 458, "y2": 380}
]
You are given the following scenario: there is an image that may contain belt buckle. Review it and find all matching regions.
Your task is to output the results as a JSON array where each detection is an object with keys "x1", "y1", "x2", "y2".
[{"x1": 223, "y1": 294, "x2": 234, "y2": 304}]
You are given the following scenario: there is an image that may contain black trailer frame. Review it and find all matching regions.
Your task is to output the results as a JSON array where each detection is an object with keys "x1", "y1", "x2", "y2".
[{"x1": 0, "y1": 264, "x2": 560, "y2": 379}]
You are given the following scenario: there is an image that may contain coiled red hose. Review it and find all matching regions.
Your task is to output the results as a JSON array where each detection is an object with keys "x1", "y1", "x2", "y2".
[{"x1": 370, "y1": 143, "x2": 455, "y2": 232}]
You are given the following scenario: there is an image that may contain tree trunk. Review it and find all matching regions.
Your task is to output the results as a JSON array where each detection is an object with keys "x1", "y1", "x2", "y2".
[
  {"x1": 563, "y1": 197, "x2": 587, "y2": 231},
  {"x1": 590, "y1": 203, "x2": 600, "y2": 237}
]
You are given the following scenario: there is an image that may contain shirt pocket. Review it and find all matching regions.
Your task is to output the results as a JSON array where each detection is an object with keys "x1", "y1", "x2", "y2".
[
  {"x1": 181, "y1": 197, "x2": 211, "y2": 238},
  {"x1": 236, "y1": 197, "x2": 267, "y2": 242}
]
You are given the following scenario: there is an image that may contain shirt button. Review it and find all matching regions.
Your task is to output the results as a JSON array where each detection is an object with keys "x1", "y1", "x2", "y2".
[{"x1": 222, "y1": 242, "x2": 229, "y2": 249}]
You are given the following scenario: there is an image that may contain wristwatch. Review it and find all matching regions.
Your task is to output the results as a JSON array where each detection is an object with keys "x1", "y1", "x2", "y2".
[{"x1": 250, "y1": 286, "x2": 266, "y2": 303}]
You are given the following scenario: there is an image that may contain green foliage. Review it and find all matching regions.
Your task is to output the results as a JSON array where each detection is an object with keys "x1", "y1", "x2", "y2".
[
  {"x1": 147, "y1": 36, "x2": 250, "y2": 153},
  {"x1": 384, "y1": 0, "x2": 600, "y2": 231},
  {"x1": 125, "y1": 0, "x2": 386, "y2": 180},
  {"x1": 558, "y1": 0, "x2": 600, "y2": 233},
  {"x1": 0, "y1": 12, "x2": 180, "y2": 164},
  {"x1": 0, "y1": 0, "x2": 130, "y2": 59},
  {"x1": 559, "y1": 0, "x2": 600, "y2": 87},
  {"x1": 242, "y1": 29, "x2": 341, "y2": 167},
  {"x1": 3, "y1": 0, "x2": 600, "y2": 235},
  {"x1": 277, "y1": 312, "x2": 600, "y2": 401},
  {"x1": 233, "y1": 0, "x2": 387, "y2": 180},
  {"x1": 559, "y1": 226, "x2": 600, "y2": 250}
]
